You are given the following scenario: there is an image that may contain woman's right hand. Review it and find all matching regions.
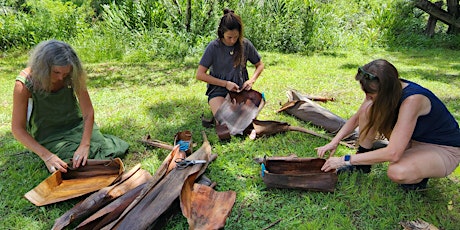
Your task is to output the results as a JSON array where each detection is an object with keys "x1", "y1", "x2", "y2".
[
  {"x1": 225, "y1": 81, "x2": 240, "y2": 92},
  {"x1": 45, "y1": 154, "x2": 68, "y2": 173},
  {"x1": 315, "y1": 142, "x2": 339, "y2": 158}
]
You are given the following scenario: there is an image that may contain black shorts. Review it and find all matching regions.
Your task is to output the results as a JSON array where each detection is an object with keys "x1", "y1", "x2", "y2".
[{"x1": 206, "y1": 86, "x2": 228, "y2": 102}]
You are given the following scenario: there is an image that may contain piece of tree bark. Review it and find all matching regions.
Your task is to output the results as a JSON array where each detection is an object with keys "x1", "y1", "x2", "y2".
[
  {"x1": 214, "y1": 90, "x2": 265, "y2": 139},
  {"x1": 255, "y1": 155, "x2": 338, "y2": 192},
  {"x1": 76, "y1": 182, "x2": 147, "y2": 230},
  {"x1": 252, "y1": 119, "x2": 355, "y2": 149},
  {"x1": 103, "y1": 131, "x2": 213, "y2": 230},
  {"x1": 52, "y1": 164, "x2": 153, "y2": 230},
  {"x1": 139, "y1": 134, "x2": 174, "y2": 151},
  {"x1": 25, "y1": 159, "x2": 124, "y2": 207},
  {"x1": 180, "y1": 177, "x2": 236, "y2": 230}
]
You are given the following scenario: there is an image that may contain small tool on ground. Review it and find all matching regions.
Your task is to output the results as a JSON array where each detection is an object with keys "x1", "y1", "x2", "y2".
[{"x1": 175, "y1": 158, "x2": 207, "y2": 169}]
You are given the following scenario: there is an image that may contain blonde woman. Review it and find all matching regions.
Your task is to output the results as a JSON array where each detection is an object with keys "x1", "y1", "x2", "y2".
[{"x1": 12, "y1": 40, "x2": 129, "y2": 173}]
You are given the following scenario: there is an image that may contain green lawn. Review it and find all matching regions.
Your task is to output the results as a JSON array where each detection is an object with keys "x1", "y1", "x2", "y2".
[{"x1": 0, "y1": 48, "x2": 459, "y2": 229}]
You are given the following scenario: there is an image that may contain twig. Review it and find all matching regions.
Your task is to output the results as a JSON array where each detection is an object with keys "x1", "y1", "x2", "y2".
[
  {"x1": 288, "y1": 126, "x2": 355, "y2": 149},
  {"x1": 139, "y1": 137, "x2": 174, "y2": 151},
  {"x1": 262, "y1": 213, "x2": 301, "y2": 230},
  {"x1": 234, "y1": 197, "x2": 249, "y2": 223},
  {"x1": 262, "y1": 218, "x2": 282, "y2": 230}
]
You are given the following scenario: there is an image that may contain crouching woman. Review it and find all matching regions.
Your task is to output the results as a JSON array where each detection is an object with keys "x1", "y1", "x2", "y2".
[{"x1": 316, "y1": 59, "x2": 460, "y2": 191}]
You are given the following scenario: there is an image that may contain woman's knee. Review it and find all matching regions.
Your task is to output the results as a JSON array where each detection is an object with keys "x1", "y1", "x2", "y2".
[
  {"x1": 208, "y1": 96, "x2": 226, "y2": 115},
  {"x1": 387, "y1": 164, "x2": 410, "y2": 183}
]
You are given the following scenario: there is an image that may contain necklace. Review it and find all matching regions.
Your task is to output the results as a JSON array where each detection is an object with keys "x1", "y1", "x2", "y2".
[{"x1": 230, "y1": 49, "x2": 234, "y2": 55}]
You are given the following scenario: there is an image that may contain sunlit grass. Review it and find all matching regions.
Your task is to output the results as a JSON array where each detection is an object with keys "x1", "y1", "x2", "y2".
[{"x1": 0, "y1": 48, "x2": 459, "y2": 229}]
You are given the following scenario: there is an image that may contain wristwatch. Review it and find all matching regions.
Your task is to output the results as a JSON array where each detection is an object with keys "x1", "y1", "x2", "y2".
[{"x1": 344, "y1": 155, "x2": 352, "y2": 166}]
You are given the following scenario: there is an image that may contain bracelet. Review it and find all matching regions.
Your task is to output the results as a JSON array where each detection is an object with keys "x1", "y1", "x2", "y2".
[{"x1": 224, "y1": 81, "x2": 228, "y2": 88}]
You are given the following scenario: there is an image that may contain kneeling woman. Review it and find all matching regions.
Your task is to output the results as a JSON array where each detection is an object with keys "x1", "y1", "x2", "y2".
[
  {"x1": 12, "y1": 40, "x2": 129, "y2": 173},
  {"x1": 196, "y1": 8, "x2": 264, "y2": 116},
  {"x1": 316, "y1": 59, "x2": 460, "y2": 190}
]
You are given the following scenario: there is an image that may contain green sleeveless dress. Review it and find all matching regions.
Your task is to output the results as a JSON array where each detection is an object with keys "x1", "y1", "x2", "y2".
[{"x1": 16, "y1": 75, "x2": 129, "y2": 161}]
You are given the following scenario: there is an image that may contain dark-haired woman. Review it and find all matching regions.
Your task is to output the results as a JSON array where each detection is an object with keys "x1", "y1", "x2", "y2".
[
  {"x1": 12, "y1": 40, "x2": 129, "y2": 173},
  {"x1": 316, "y1": 59, "x2": 460, "y2": 191},
  {"x1": 196, "y1": 8, "x2": 264, "y2": 116}
]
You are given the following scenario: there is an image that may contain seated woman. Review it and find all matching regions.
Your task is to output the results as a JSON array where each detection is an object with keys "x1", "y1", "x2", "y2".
[
  {"x1": 316, "y1": 59, "x2": 460, "y2": 191},
  {"x1": 196, "y1": 8, "x2": 264, "y2": 114},
  {"x1": 12, "y1": 39, "x2": 129, "y2": 173}
]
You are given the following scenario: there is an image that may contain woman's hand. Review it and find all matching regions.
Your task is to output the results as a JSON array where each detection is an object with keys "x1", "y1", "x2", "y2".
[
  {"x1": 72, "y1": 145, "x2": 90, "y2": 168},
  {"x1": 321, "y1": 156, "x2": 345, "y2": 172},
  {"x1": 242, "y1": 79, "x2": 255, "y2": 91},
  {"x1": 225, "y1": 81, "x2": 240, "y2": 92},
  {"x1": 45, "y1": 154, "x2": 68, "y2": 173},
  {"x1": 315, "y1": 142, "x2": 339, "y2": 158}
]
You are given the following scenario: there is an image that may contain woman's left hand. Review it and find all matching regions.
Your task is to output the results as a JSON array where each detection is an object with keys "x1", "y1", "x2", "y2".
[
  {"x1": 72, "y1": 145, "x2": 89, "y2": 168},
  {"x1": 321, "y1": 156, "x2": 345, "y2": 172},
  {"x1": 242, "y1": 79, "x2": 255, "y2": 91}
]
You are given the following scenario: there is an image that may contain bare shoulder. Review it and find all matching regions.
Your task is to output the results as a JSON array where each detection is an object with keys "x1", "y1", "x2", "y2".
[
  {"x1": 14, "y1": 79, "x2": 31, "y2": 98},
  {"x1": 401, "y1": 94, "x2": 431, "y2": 116}
]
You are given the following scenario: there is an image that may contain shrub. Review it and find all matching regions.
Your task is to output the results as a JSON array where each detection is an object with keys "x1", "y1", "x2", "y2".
[{"x1": 0, "y1": 0, "x2": 91, "y2": 50}]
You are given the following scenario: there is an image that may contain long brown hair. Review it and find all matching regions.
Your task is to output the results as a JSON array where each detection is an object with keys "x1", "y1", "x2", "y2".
[
  {"x1": 356, "y1": 59, "x2": 402, "y2": 138},
  {"x1": 217, "y1": 8, "x2": 244, "y2": 67}
]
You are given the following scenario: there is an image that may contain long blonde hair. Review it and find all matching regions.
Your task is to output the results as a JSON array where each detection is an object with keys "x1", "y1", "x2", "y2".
[
  {"x1": 356, "y1": 59, "x2": 402, "y2": 138},
  {"x1": 27, "y1": 39, "x2": 87, "y2": 92}
]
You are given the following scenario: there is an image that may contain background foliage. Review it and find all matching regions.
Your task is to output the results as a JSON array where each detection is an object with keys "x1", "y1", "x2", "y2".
[
  {"x1": 1, "y1": 0, "x2": 460, "y2": 229},
  {"x1": 1, "y1": 0, "x2": 460, "y2": 59}
]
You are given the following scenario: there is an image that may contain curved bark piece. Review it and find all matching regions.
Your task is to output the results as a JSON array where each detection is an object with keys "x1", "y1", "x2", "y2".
[
  {"x1": 167, "y1": 145, "x2": 186, "y2": 173},
  {"x1": 76, "y1": 182, "x2": 147, "y2": 230},
  {"x1": 99, "y1": 141, "x2": 182, "y2": 230},
  {"x1": 214, "y1": 90, "x2": 265, "y2": 139},
  {"x1": 252, "y1": 119, "x2": 355, "y2": 149},
  {"x1": 52, "y1": 164, "x2": 152, "y2": 230},
  {"x1": 139, "y1": 134, "x2": 174, "y2": 151},
  {"x1": 257, "y1": 155, "x2": 338, "y2": 192},
  {"x1": 181, "y1": 182, "x2": 236, "y2": 230},
  {"x1": 105, "y1": 131, "x2": 212, "y2": 230},
  {"x1": 174, "y1": 130, "x2": 193, "y2": 155},
  {"x1": 25, "y1": 158, "x2": 124, "y2": 207},
  {"x1": 278, "y1": 89, "x2": 357, "y2": 139}
]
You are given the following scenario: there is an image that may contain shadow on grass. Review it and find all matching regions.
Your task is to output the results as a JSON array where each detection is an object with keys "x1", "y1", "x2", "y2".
[
  {"x1": 1, "y1": 48, "x2": 459, "y2": 229},
  {"x1": 85, "y1": 61, "x2": 197, "y2": 89},
  {"x1": 335, "y1": 50, "x2": 460, "y2": 121},
  {"x1": 144, "y1": 97, "x2": 218, "y2": 145}
]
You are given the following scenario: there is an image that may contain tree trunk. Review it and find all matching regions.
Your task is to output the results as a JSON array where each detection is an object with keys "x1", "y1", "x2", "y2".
[
  {"x1": 415, "y1": 0, "x2": 460, "y2": 29},
  {"x1": 424, "y1": 1, "x2": 443, "y2": 37},
  {"x1": 186, "y1": 0, "x2": 191, "y2": 32},
  {"x1": 447, "y1": 0, "x2": 460, "y2": 33}
]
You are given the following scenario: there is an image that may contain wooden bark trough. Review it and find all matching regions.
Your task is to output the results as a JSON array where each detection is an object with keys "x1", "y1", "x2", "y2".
[
  {"x1": 256, "y1": 155, "x2": 338, "y2": 192},
  {"x1": 25, "y1": 158, "x2": 124, "y2": 206}
]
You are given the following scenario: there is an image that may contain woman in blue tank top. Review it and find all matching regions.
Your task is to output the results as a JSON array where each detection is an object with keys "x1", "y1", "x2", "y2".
[{"x1": 316, "y1": 59, "x2": 460, "y2": 191}]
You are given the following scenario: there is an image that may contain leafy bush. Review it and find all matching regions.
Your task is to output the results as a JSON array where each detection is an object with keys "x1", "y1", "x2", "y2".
[
  {"x1": 2, "y1": 0, "x2": 460, "y2": 59},
  {"x1": 0, "y1": 0, "x2": 91, "y2": 50}
]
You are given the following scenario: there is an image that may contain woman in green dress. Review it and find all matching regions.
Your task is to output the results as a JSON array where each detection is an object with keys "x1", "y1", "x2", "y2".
[{"x1": 12, "y1": 40, "x2": 129, "y2": 173}]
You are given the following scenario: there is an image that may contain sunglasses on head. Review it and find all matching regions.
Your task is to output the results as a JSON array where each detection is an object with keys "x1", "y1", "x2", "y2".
[{"x1": 358, "y1": 67, "x2": 378, "y2": 80}]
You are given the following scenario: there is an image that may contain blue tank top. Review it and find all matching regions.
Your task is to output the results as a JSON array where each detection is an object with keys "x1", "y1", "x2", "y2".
[{"x1": 400, "y1": 79, "x2": 460, "y2": 147}]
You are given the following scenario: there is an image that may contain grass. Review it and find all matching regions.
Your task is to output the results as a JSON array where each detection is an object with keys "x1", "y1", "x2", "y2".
[{"x1": 0, "y1": 48, "x2": 459, "y2": 229}]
